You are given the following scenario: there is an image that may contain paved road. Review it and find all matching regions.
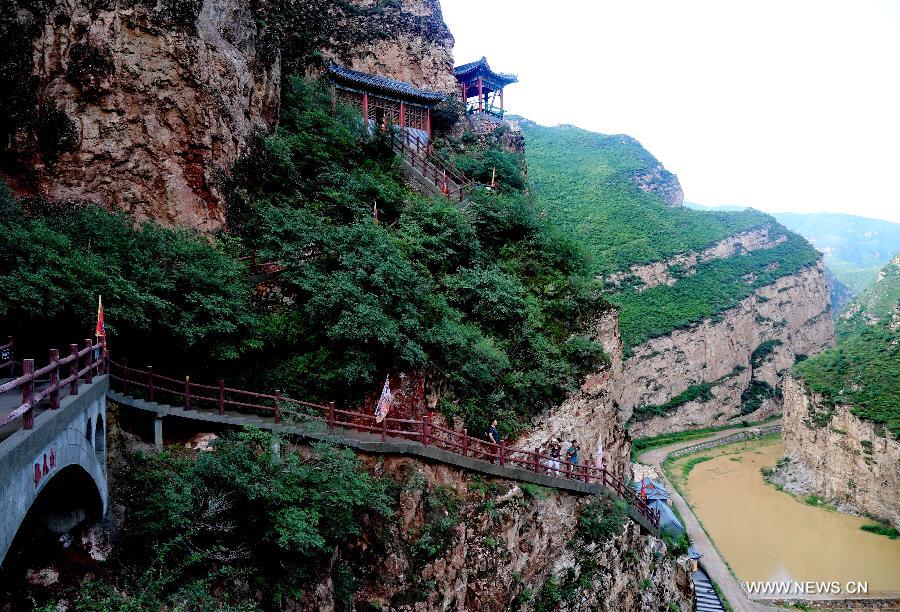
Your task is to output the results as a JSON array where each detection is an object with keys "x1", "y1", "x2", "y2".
[{"x1": 639, "y1": 428, "x2": 784, "y2": 612}]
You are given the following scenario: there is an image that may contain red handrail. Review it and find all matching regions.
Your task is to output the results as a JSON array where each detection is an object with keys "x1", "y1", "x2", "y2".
[
  {"x1": 0, "y1": 337, "x2": 106, "y2": 431},
  {"x1": 390, "y1": 130, "x2": 474, "y2": 204},
  {"x1": 106, "y1": 359, "x2": 658, "y2": 530}
]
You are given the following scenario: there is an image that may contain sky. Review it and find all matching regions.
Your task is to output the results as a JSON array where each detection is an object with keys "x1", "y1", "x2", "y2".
[{"x1": 441, "y1": 0, "x2": 900, "y2": 224}]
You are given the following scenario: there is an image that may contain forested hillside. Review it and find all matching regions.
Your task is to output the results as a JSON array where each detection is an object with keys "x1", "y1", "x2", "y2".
[
  {"x1": 0, "y1": 78, "x2": 608, "y2": 439},
  {"x1": 794, "y1": 255, "x2": 900, "y2": 435},
  {"x1": 522, "y1": 121, "x2": 822, "y2": 350}
]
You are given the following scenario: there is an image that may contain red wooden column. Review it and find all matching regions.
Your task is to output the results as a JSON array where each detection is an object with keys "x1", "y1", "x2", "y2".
[
  {"x1": 462, "y1": 81, "x2": 467, "y2": 104},
  {"x1": 426, "y1": 109, "x2": 431, "y2": 141},
  {"x1": 500, "y1": 87, "x2": 504, "y2": 111},
  {"x1": 362, "y1": 93, "x2": 369, "y2": 125},
  {"x1": 399, "y1": 102, "x2": 405, "y2": 132},
  {"x1": 477, "y1": 76, "x2": 483, "y2": 112}
]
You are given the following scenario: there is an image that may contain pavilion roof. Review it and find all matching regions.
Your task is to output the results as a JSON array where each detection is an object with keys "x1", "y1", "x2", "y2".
[
  {"x1": 454, "y1": 57, "x2": 518, "y2": 86},
  {"x1": 327, "y1": 63, "x2": 445, "y2": 106}
]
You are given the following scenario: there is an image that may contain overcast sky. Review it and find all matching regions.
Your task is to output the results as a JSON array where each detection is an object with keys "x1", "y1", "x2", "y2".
[{"x1": 442, "y1": 0, "x2": 900, "y2": 223}]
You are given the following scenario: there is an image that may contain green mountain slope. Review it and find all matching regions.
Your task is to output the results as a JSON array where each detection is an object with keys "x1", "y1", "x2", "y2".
[
  {"x1": 522, "y1": 122, "x2": 821, "y2": 350},
  {"x1": 794, "y1": 255, "x2": 900, "y2": 435},
  {"x1": 686, "y1": 204, "x2": 900, "y2": 294}
]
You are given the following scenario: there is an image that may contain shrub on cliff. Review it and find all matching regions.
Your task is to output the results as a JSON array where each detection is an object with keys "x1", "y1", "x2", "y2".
[
  {"x1": 83, "y1": 430, "x2": 393, "y2": 607},
  {"x1": 226, "y1": 77, "x2": 608, "y2": 436},
  {"x1": 0, "y1": 200, "x2": 256, "y2": 366}
]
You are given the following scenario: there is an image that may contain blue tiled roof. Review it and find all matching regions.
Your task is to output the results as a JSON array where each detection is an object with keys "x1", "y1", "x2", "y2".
[
  {"x1": 651, "y1": 500, "x2": 685, "y2": 536},
  {"x1": 453, "y1": 57, "x2": 518, "y2": 86},
  {"x1": 688, "y1": 546, "x2": 703, "y2": 560},
  {"x1": 327, "y1": 63, "x2": 445, "y2": 105},
  {"x1": 631, "y1": 477, "x2": 670, "y2": 501}
]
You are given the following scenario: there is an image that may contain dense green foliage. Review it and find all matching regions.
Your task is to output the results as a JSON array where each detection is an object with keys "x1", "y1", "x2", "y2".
[
  {"x1": 75, "y1": 430, "x2": 392, "y2": 608},
  {"x1": 521, "y1": 121, "x2": 775, "y2": 276},
  {"x1": 861, "y1": 523, "x2": 900, "y2": 539},
  {"x1": 613, "y1": 239, "x2": 820, "y2": 349},
  {"x1": 521, "y1": 121, "x2": 821, "y2": 350},
  {"x1": 631, "y1": 382, "x2": 715, "y2": 422},
  {"x1": 0, "y1": 186, "x2": 256, "y2": 365},
  {"x1": 225, "y1": 78, "x2": 608, "y2": 435},
  {"x1": 577, "y1": 496, "x2": 629, "y2": 543},
  {"x1": 750, "y1": 339, "x2": 783, "y2": 368},
  {"x1": 794, "y1": 258, "x2": 900, "y2": 436}
]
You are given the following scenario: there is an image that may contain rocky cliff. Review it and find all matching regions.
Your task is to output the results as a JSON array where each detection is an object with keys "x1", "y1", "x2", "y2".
[
  {"x1": 776, "y1": 376, "x2": 899, "y2": 529},
  {"x1": 1, "y1": 0, "x2": 281, "y2": 230},
  {"x1": 304, "y1": 454, "x2": 694, "y2": 611},
  {"x1": 516, "y1": 308, "x2": 631, "y2": 479},
  {"x1": 0, "y1": 0, "x2": 456, "y2": 230},
  {"x1": 625, "y1": 262, "x2": 834, "y2": 437}
]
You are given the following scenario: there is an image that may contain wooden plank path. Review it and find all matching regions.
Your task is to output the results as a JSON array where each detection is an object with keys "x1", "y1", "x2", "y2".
[{"x1": 106, "y1": 358, "x2": 661, "y2": 535}]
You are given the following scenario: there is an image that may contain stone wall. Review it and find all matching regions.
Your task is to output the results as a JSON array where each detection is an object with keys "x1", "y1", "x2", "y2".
[{"x1": 777, "y1": 376, "x2": 899, "y2": 529}]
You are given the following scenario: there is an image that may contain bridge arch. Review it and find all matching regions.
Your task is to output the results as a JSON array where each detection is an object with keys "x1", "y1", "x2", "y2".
[{"x1": 0, "y1": 378, "x2": 109, "y2": 566}]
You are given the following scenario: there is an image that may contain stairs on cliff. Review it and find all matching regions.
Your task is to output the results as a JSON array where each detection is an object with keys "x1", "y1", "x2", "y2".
[
  {"x1": 390, "y1": 129, "x2": 473, "y2": 207},
  {"x1": 692, "y1": 566, "x2": 727, "y2": 612}
]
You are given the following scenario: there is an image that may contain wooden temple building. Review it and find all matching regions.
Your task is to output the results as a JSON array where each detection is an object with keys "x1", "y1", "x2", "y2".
[
  {"x1": 328, "y1": 63, "x2": 445, "y2": 142},
  {"x1": 454, "y1": 56, "x2": 518, "y2": 117}
]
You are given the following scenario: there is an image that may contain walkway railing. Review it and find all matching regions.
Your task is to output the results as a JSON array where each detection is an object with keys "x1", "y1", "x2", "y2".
[
  {"x1": 107, "y1": 359, "x2": 659, "y2": 530},
  {"x1": 236, "y1": 251, "x2": 284, "y2": 276},
  {"x1": 390, "y1": 129, "x2": 474, "y2": 203},
  {"x1": 0, "y1": 337, "x2": 106, "y2": 431}
]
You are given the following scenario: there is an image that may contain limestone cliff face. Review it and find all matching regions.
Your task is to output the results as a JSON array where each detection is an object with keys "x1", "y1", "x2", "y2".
[
  {"x1": 605, "y1": 225, "x2": 787, "y2": 292},
  {"x1": 300, "y1": 455, "x2": 694, "y2": 611},
  {"x1": 1, "y1": 0, "x2": 280, "y2": 230},
  {"x1": 778, "y1": 376, "x2": 899, "y2": 529},
  {"x1": 0, "y1": 0, "x2": 456, "y2": 230},
  {"x1": 290, "y1": 0, "x2": 457, "y2": 93},
  {"x1": 625, "y1": 262, "x2": 835, "y2": 437},
  {"x1": 516, "y1": 308, "x2": 630, "y2": 479}
]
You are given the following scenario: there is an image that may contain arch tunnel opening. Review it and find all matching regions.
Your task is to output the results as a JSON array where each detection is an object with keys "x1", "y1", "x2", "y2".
[{"x1": 0, "y1": 465, "x2": 104, "y2": 604}]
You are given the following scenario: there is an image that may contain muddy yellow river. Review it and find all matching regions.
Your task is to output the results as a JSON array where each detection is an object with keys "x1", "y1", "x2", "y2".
[{"x1": 674, "y1": 436, "x2": 900, "y2": 596}]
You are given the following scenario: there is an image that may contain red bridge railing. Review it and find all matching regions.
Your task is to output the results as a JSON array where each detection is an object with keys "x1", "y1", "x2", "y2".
[
  {"x1": 0, "y1": 337, "x2": 106, "y2": 431},
  {"x1": 236, "y1": 251, "x2": 284, "y2": 276},
  {"x1": 107, "y1": 359, "x2": 659, "y2": 530}
]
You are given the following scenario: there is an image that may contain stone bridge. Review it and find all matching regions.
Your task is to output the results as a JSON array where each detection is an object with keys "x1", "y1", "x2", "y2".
[{"x1": 0, "y1": 338, "x2": 108, "y2": 567}]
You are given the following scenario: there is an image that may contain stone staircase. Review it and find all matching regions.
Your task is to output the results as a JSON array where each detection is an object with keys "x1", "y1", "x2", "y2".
[
  {"x1": 390, "y1": 129, "x2": 473, "y2": 206},
  {"x1": 692, "y1": 566, "x2": 727, "y2": 611}
]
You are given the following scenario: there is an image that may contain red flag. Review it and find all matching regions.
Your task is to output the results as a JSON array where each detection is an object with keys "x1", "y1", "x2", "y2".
[{"x1": 95, "y1": 295, "x2": 107, "y2": 355}]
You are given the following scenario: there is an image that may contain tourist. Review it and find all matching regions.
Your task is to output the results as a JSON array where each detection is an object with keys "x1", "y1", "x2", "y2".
[
  {"x1": 566, "y1": 439, "x2": 580, "y2": 475},
  {"x1": 548, "y1": 437, "x2": 562, "y2": 476},
  {"x1": 486, "y1": 418, "x2": 500, "y2": 445}
]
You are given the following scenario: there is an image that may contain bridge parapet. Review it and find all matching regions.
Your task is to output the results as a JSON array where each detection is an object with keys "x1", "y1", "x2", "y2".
[{"x1": 0, "y1": 335, "x2": 108, "y2": 567}]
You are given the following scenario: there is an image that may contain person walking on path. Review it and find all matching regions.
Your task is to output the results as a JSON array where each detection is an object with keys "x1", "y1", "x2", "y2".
[
  {"x1": 486, "y1": 419, "x2": 500, "y2": 445},
  {"x1": 548, "y1": 437, "x2": 562, "y2": 476}
]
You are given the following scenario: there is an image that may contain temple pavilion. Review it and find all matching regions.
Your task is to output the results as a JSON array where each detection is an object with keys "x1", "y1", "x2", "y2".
[
  {"x1": 327, "y1": 63, "x2": 445, "y2": 142},
  {"x1": 453, "y1": 56, "x2": 518, "y2": 117}
]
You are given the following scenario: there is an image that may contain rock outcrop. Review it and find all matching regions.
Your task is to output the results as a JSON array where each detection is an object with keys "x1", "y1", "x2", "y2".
[
  {"x1": 624, "y1": 262, "x2": 835, "y2": 437},
  {"x1": 605, "y1": 224, "x2": 788, "y2": 292},
  {"x1": 1, "y1": 0, "x2": 281, "y2": 230},
  {"x1": 289, "y1": 0, "x2": 457, "y2": 94},
  {"x1": 777, "y1": 376, "x2": 899, "y2": 529},
  {"x1": 0, "y1": 0, "x2": 458, "y2": 231},
  {"x1": 516, "y1": 308, "x2": 630, "y2": 478},
  {"x1": 303, "y1": 455, "x2": 694, "y2": 611}
]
